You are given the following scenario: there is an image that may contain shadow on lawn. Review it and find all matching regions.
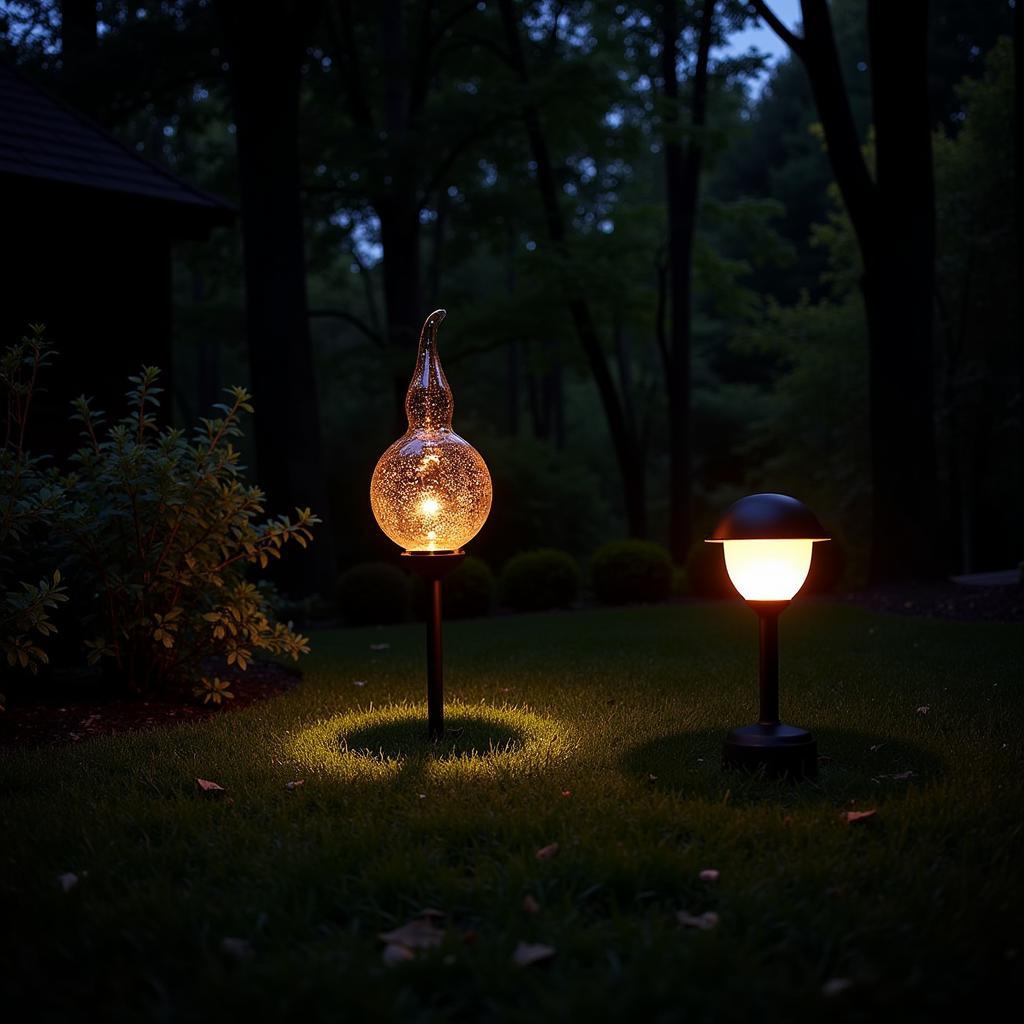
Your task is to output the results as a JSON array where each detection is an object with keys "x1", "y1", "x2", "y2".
[{"x1": 620, "y1": 727, "x2": 945, "y2": 803}]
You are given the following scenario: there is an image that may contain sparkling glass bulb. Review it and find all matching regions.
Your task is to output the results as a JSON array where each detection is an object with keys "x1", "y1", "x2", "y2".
[
  {"x1": 722, "y1": 539, "x2": 814, "y2": 601},
  {"x1": 370, "y1": 309, "x2": 492, "y2": 552}
]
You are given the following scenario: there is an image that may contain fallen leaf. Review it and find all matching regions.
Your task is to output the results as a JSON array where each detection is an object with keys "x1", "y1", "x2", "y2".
[
  {"x1": 512, "y1": 941, "x2": 556, "y2": 967},
  {"x1": 221, "y1": 937, "x2": 253, "y2": 960},
  {"x1": 382, "y1": 943, "x2": 415, "y2": 966},
  {"x1": 677, "y1": 910, "x2": 719, "y2": 931},
  {"x1": 57, "y1": 872, "x2": 78, "y2": 893},
  {"x1": 196, "y1": 778, "x2": 225, "y2": 792},
  {"x1": 843, "y1": 809, "x2": 877, "y2": 824},
  {"x1": 822, "y1": 978, "x2": 853, "y2": 997},
  {"x1": 560, "y1": 789, "x2": 572, "y2": 798},
  {"x1": 369, "y1": 643, "x2": 390, "y2": 652},
  {"x1": 523, "y1": 894, "x2": 541, "y2": 915},
  {"x1": 698, "y1": 869, "x2": 720, "y2": 883},
  {"x1": 378, "y1": 918, "x2": 445, "y2": 951},
  {"x1": 535, "y1": 842, "x2": 559, "y2": 861},
  {"x1": 284, "y1": 780, "x2": 305, "y2": 790}
]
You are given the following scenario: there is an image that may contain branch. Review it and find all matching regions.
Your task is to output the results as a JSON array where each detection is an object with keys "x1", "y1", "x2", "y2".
[
  {"x1": 308, "y1": 308, "x2": 384, "y2": 346},
  {"x1": 748, "y1": 1, "x2": 805, "y2": 58},
  {"x1": 416, "y1": 113, "x2": 506, "y2": 208}
]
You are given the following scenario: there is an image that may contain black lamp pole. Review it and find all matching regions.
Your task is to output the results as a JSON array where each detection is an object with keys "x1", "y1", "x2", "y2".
[
  {"x1": 754, "y1": 600, "x2": 785, "y2": 725},
  {"x1": 722, "y1": 598, "x2": 818, "y2": 779},
  {"x1": 401, "y1": 550, "x2": 465, "y2": 740}
]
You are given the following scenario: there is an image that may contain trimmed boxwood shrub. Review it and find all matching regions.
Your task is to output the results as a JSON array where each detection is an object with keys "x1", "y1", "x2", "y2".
[
  {"x1": 336, "y1": 562, "x2": 410, "y2": 625},
  {"x1": 414, "y1": 555, "x2": 496, "y2": 620},
  {"x1": 499, "y1": 549, "x2": 581, "y2": 612},
  {"x1": 591, "y1": 540, "x2": 673, "y2": 605}
]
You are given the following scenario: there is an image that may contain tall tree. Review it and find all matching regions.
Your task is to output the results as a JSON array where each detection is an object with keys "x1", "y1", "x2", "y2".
[
  {"x1": 217, "y1": 0, "x2": 335, "y2": 595},
  {"x1": 497, "y1": 0, "x2": 648, "y2": 537},
  {"x1": 325, "y1": 0, "x2": 500, "y2": 427},
  {"x1": 659, "y1": 0, "x2": 715, "y2": 562},
  {"x1": 751, "y1": 0, "x2": 939, "y2": 581}
]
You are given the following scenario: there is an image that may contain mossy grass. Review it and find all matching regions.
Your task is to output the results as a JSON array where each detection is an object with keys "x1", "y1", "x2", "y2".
[{"x1": 2, "y1": 603, "x2": 1021, "y2": 1021}]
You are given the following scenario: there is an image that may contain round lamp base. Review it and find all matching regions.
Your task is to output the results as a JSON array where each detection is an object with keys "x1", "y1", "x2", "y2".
[{"x1": 723, "y1": 723, "x2": 818, "y2": 780}]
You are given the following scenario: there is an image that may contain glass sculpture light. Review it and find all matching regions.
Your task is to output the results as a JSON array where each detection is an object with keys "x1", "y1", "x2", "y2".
[
  {"x1": 371, "y1": 309, "x2": 491, "y2": 554},
  {"x1": 369, "y1": 309, "x2": 490, "y2": 740},
  {"x1": 707, "y1": 493, "x2": 829, "y2": 779}
]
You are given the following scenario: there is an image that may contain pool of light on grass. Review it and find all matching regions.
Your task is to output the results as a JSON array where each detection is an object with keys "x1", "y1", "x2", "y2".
[{"x1": 283, "y1": 700, "x2": 574, "y2": 784}]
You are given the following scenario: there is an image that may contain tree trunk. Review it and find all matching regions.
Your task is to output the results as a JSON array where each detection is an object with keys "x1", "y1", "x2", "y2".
[
  {"x1": 497, "y1": 0, "x2": 646, "y2": 536},
  {"x1": 1016, "y1": 0, "x2": 1024, "y2": 552},
  {"x1": 378, "y1": 198, "x2": 423, "y2": 430},
  {"x1": 660, "y1": 0, "x2": 714, "y2": 564},
  {"x1": 755, "y1": 0, "x2": 940, "y2": 580},
  {"x1": 218, "y1": 0, "x2": 335, "y2": 596},
  {"x1": 864, "y1": 0, "x2": 938, "y2": 580}
]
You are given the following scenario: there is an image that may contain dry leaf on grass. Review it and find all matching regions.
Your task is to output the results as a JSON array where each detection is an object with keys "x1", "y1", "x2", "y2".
[
  {"x1": 57, "y1": 872, "x2": 79, "y2": 893},
  {"x1": 378, "y1": 917, "x2": 445, "y2": 951},
  {"x1": 677, "y1": 910, "x2": 719, "y2": 931},
  {"x1": 843, "y1": 809, "x2": 877, "y2": 824},
  {"x1": 560, "y1": 789, "x2": 572, "y2": 798},
  {"x1": 535, "y1": 842, "x2": 559, "y2": 861},
  {"x1": 512, "y1": 941, "x2": 556, "y2": 967},
  {"x1": 196, "y1": 778, "x2": 225, "y2": 792},
  {"x1": 698, "y1": 869, "x2": 720, "y2": 883},
  {"x1": 522, "y1": 894, "x2": 541, "y2": 915}
]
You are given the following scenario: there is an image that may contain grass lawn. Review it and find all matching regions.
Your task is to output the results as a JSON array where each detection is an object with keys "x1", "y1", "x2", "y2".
[{"x1": 2, "y1": 602, "x2": 1021, "y2": 1022}]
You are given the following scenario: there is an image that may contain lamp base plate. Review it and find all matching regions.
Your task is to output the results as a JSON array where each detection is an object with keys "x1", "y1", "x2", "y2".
[{"x1": 723, "y1": 723, "x2": 818, "y2": 780}]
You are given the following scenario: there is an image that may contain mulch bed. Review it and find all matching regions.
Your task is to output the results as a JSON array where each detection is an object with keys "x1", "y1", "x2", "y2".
[
  {"x1": 0, "y1": 660, "x2": 300, "y2": 749},
  {"x1": 843, "y1": 582, "x2": 1024, "y2": 623}
]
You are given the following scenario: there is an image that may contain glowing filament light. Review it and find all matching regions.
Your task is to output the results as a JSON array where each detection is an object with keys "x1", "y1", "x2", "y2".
[
  {"x1": 722, "y1": 539, "x2": 814, "y2": 601},
  {"x1": 370, "y1": 310, "x2": 491, "y2": 553}
]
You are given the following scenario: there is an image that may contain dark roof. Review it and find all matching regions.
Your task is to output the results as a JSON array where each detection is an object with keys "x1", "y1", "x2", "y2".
[{"x1": 0, "y1": 61, "x2": 232, "y2": 221}]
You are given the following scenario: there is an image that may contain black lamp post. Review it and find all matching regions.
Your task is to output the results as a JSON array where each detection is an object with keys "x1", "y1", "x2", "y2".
[
  {"x1": 369, "y1": 310, "x2": 492, "y2": 740},
  {"x1": 707, "y1": 493, "x2": 830, "y2": 779}
]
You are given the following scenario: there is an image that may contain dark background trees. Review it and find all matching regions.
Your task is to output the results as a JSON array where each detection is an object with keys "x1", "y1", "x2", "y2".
[{"x1": 2, "y1": 0, "x2": 1019, "y2": 591}]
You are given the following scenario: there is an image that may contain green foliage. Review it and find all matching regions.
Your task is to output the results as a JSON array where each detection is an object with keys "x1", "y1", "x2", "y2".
[
  {"x1": 473, "y1": 435, "x2": 616, "y2": 566},
  {"x1": 414, "y1": 556, "x2": 495, "y2": 621},
  {"x1": 498, "y1": 549, "x2": 581, "y2": 613},
  {"x1": 336, "y1": 562, "x2": 411, "y2": 626},
  {"x1": 63, "y1": 368, "x2": 316, "y2": 691},
  {"x1": 0, "y1": 328, "x2": 69, "y2": 702},
  {"x1": 590, "y1": 539, "x2": 673, "y2": 605}
]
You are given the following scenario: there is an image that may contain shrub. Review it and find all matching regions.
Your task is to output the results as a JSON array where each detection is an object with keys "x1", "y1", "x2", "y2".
[
  {"x1": 413, "y1": 555, "x2": 495, "y2": 620},
  {"x1": 591, "y1": 540, "x2": 673, "y2": 605},
  {"x1": 63, "y1": 368, "x2": 316, "y2": 692},
  {"x1": 0, "y1": 328, "x2": 68, "y2": 705},
  {"x1": 499, "y1": 549, "x2": 580, "y2": 612},
  {"x1": 337, "y1": 562, "x2": 410, "y2": 625}
]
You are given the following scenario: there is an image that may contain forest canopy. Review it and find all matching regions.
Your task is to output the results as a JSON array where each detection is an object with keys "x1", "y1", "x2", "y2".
[{"x1": 1, "y1": 0, "x2": 1019, "y2": 590}]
